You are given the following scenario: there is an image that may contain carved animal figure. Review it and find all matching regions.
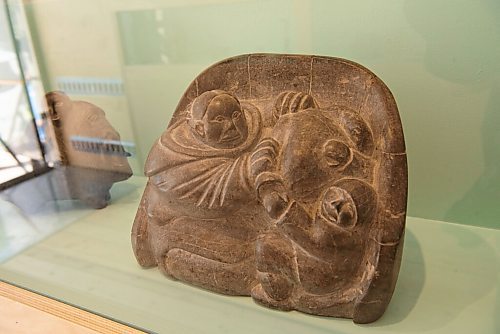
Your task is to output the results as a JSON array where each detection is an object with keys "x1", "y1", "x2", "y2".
[{"x1": 132, "y1": 54, "x2": 407, "y2": 324}]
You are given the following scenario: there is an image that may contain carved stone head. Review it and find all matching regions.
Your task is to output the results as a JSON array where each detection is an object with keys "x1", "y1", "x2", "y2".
[{"x1": 188, "y1": 90, "x2": 249, "y2": 149}]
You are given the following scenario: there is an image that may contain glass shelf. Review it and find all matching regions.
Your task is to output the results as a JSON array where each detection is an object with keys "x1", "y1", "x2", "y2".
[{"x1": 0, "y1": 176, "x2": 498, "y2": 333}]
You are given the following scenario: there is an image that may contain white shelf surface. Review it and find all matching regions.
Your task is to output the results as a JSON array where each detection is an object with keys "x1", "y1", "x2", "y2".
[{"x1": 0, "y1": 176, "x2": 498, "y2": 333}]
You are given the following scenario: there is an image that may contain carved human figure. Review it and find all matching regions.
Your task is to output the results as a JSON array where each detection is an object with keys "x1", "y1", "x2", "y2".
[
  {"x1": 250, "y1": 93, "x2": 378, "y2": 314},
  {"x1": 132, "y1": 90, "x2": 270, "y2": 294}
]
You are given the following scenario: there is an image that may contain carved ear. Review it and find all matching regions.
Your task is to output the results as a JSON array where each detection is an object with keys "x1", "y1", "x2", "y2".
[{"x1": 193, "y1": 121, "x2": 205, "y2": 138}]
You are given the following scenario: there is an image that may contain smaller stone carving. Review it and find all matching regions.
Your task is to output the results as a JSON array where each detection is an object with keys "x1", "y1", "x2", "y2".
[{"x1": 45, "y1": 92, "x2": 132, "y2": 208}]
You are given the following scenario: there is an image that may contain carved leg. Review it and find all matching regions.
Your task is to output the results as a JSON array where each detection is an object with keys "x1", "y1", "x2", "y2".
[
  {"x1": 149, "y1": 221, "x2": 178, "y2": 280},
  {"x1": 251, "y1": 230, "x2": 298, "y2": 310},
  {"x1": 164, "y1": 249, "x2": 256, "y2": 295},
  {"x1": 154, "y1": 215, "x2": 258, "y2": 288}
]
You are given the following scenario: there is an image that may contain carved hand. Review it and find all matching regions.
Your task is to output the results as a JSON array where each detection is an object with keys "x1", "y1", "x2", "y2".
[{"x1": 261, "y1": 187, "x2": 289, "y2": 220}]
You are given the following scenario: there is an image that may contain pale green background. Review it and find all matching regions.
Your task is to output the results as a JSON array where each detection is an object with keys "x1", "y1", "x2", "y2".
[{"x1": 24, "y1": 0, "x2": 500, "y2": 229}]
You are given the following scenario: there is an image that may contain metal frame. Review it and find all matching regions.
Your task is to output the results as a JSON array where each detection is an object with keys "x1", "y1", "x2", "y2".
[{"x1": 0, "y1": 0, "x2": 51, "y2": 190}]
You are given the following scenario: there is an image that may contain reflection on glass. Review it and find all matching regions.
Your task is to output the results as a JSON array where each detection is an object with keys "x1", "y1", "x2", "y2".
[
  {"x1": 117, "y1": 1, "x2": 291, "y2": 66},
  {"x1": 0, "y1": 92, "x2": 134, "y2": 266},
  {"x1": 46, "y1": 92, "x2": 132, "y2": 207},
  {"x1": 0, "y1": 0, "x2": 47, "y2": 186}
]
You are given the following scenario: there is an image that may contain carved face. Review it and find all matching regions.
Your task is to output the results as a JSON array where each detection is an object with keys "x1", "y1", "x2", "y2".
[
  {"x1": 200, "y1": 95, "x2": 248, "y2": 149},
  {"x1": 320, "y1": 186, "x2": 357, "y2": 228}
]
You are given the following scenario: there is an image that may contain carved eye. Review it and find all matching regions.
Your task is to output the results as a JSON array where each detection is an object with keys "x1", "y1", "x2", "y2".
[
  {"x1": 50, "y1": 109, "x2": 59, "y2": 120},
  {"x1": 326, "y1": 153, "x2": 343, "y2": 166},
  {"x1": 88, "y1": 113, "x2": 99, "y2": 122},
  {"x1": 214, "y1": 115, "x2": 225, "y2": 122},
  {"x1": 322, "y1": 140, "x2": 351, "y2": 168},
  {"x1": 49, "y1": 103, "x2": 60, "y2": 120},
  {"x1": 232, "y1": 110, "x2": 241, "y2": 119}
]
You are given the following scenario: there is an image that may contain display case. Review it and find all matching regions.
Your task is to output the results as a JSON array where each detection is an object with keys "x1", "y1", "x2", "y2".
[{"x1": 0, "y1": 0, "x2": 499, "y2": 333}]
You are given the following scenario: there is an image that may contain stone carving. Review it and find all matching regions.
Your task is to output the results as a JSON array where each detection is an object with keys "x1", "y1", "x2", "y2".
[
  {"x1": 131, "y1": 54, "x2": 407, "y2": 323},
  {"x1": 45, "y1": 92, "x2": 132, "y2": 208}
]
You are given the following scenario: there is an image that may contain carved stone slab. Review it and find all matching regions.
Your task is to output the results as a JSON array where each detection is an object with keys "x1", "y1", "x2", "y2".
[{"x1": 131, "y1": 54, "x2": 407, "y2": 323}]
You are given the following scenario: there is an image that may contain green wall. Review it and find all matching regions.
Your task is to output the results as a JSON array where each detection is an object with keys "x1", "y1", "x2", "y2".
[{"x1": 28, "y1": 0, "x2": 500, "y2": 229}]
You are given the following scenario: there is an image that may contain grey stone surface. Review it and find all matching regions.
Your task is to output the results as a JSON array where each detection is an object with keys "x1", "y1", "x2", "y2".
[{"x1": 132, "y1": 54, "x2": 407, "y2": 323}]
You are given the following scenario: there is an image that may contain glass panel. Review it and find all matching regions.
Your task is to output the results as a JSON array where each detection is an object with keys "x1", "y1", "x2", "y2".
[
  {"x1": 0, "y1": 1, "x2": 45, "y2": 185},
  {"x1": 117, "y1": 2, "x2": 291, "y2": 66},
  {"x1": 0, "y1": 1, "x2": 499, "y2": 333}
]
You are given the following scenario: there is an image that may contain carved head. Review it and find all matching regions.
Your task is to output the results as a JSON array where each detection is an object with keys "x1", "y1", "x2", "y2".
[
  {"x1": 44, "y1": 91, "x2": 132, "y2": 176},
  {"x1": 188, "y1": 90, "x2": 248, "y2": 149}
]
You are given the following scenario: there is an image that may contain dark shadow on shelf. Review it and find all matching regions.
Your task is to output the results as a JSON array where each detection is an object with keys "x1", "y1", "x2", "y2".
[
  {"x1": 373, "y1": 223, "x2": 498, "y2": 332},
  {"x1": 369, "y1": 229, "x2": 424, "y2": 326},
  {"x1": 0, "y1": 166, "x2": 134, "y2": 214},
  {"x1": 0, "y1": 167, "x2": 139, "y2": 263}
]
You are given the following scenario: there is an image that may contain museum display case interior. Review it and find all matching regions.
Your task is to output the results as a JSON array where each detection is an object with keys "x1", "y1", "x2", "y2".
[{"x1": 0, "y1": 1, "x2": 498, "y2": 333}]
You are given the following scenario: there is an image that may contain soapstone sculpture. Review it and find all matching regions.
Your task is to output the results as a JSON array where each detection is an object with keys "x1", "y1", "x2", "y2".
[
  {"x1": 45, "y1": 92, "x2": 132, "y2": 208},
  {"x1": 131, "y1": 54, "x2": 407, "y2": 323}
]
